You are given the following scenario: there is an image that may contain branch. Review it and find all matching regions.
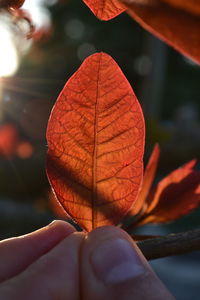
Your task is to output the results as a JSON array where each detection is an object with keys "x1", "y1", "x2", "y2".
[{"x1": 136, "y1": 228, "x2": 200, "y2": 260}]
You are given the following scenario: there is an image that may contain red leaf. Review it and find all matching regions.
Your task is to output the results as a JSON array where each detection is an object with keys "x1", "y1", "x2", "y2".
[
  {"x1": 83, "y1": 0, "x2": 126, "y2": 20},
  {"x1": 46, "y1": 52, "x2": 145, "y2": 232},
  {"x1": 122, "y1": 1, "x2": 200, "y2": 64},
  {"x1": 146, "y1": 159, "x2": 197, "y2": 214},
  {"x1": 161, "y1": 0, "x2": 200, "y2": 16},
  {"x1": 0, "y1": 0, "x2": 25, "y2": 9},
  {"x1": 138, "y1": 160, "x2": 200, "y2": 225},
  {"x1": 181, "y1": 159, "x2": 197, "y2": 170},
  {"x1": 0, "y1": 0, "x2": 25, "y2": 8},
  {"x1": 49, "y1": 191, "x2": 70, "y2": 219},
  {"x1": 130, "y1": 143, "x2": 160, "y2": 215},
  {"x1": 0, "y1": 123, "x2": 19, "y2": 157}
]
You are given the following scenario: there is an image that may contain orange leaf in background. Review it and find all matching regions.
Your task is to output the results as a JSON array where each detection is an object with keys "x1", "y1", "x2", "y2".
[
  {"x1": 83, "y1": 0, "x2": 126, "y2": 20},
  {"x1": 138, "y1": 160, "x2": 200, "y2": 225},
  {"x1": 0, "y1": 123, "x2": 19, "y2": 157},
  {"x1": 16, "y1": 141, "x2": 33, "y2": 159},
  {"x1": 121, "y1": 0, "x2": 200, "y2": 64},
  {"x1": 144, "y1": 159, "x2": 197, "y2": 215},
  {"x1": 130, "y1": 143, "x2": 160, "y2": 215},
  {"x1": 127, "y1": 144, "x2": 200, "y2": 229},
  {"x1": 46, "y1": 52, "x2": 145, "y2": 232}
]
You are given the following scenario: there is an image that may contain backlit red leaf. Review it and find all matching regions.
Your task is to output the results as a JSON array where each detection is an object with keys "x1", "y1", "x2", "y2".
[
  {"x1": 122, "y1": 1, "x2": 200, "y2": 64},
  {"x1": 49, "y1": 191, "x2": 70, "y2": 219},
  {"x1": 145, "y1": 159, "x2": 197, "y2": 215},
  {"x1": 130, "y1": 143, "x2": 160, "y2": 215},
  {"x1": 161, "y1": 0, "x2": 200, "y2": 16},
  {"x1": 46, "y1": 52, "x2": 145, "y2": 232},
  {"x1": 137, "y1": 160, "x2": 200, "y2": 225},
  {"x1": 83, "y1": 0, "x2": 126, "y2": 20}
]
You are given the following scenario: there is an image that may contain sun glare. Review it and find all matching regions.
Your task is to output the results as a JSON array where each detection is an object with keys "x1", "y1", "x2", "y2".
[
  {"x1": 23, "y1": 0, "x2": 51, "y2": 30},
  {"x1": 0, "y1": 27, "x2": 19, "y2": 77}
]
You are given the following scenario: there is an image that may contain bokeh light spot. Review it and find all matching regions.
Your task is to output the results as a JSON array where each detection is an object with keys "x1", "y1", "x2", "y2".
[
  {"x1": 65, "y1": 19, "x2": 85, "y2": 40},
  {"x1": 16, "y1": 141, "x2": 33, "y2": 159}
]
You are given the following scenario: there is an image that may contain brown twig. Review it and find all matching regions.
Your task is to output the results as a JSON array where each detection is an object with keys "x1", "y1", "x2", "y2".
[{"x1": 136, "y1": 228, "x2": 200, "y2": 260}]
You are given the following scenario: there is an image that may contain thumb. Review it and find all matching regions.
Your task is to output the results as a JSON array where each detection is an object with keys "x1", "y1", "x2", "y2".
[{"x1": 80, "y1": 226, "x2": 175, "y2": 300}]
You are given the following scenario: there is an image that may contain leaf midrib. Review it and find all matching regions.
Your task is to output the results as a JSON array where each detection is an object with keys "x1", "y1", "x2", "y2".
[{"x1": 92, "y1": 54, "x2": 102, "y2": 229}]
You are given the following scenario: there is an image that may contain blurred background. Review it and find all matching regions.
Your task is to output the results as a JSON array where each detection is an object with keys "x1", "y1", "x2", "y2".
[{"x1": 0, "y1": 0, "x2": 200, "y2": 298}]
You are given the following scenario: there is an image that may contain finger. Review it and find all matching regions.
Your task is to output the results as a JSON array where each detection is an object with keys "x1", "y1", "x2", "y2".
[
  {"x1": 0, "y1": 220, "x2": 76, "y2": 282},
  {"x1": 80, "y1": 226, "x2": 175, "y2": 300},
  {"x1": 1, "y1": 231, "x2": 85, "y2": 300}
]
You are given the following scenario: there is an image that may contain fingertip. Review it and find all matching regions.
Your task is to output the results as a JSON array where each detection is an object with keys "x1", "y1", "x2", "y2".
[
  {"x1": 84, "y1": 225, "x2": 148, "y2": 284},
  {"x1": 0, "y1": 220, "x2": 76, "y2": 282},
  {"x1": 44, "y1": 219, "x2": 76, "y2": 236},
  {"x1": 1, "y1": 232, "x2": 85, "y2": 300},
  {"x1": 23, "y1": 219, "x2": 77, "y2": 252},
  {"x1": 85, "y1": 225, "x2": 132, "y2": 243},
  {"x1": 27, "y1": 232, "x2": 85, "y2": 300},
  {"x1": 81, "y1": 226, "x2": 174, "y2": 300}
]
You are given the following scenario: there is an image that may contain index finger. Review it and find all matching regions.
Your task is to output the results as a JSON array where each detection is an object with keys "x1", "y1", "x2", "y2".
[{"x1": 0, "y1": 220, "x2": 75, "y2": 282}]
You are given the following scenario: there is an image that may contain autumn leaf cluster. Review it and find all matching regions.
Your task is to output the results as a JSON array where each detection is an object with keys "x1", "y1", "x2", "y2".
[
  {"x1": 4, "y1": 0, "x2": 199, "y2": 234},
  {"x1": 46, "y1": 0, "x2": 200, "y2": 233},
  {"x1": 84, "y1": 0, "x2": 200, "y2": 64},
  {"x1": 46, "y1": 53, "x2": 200, "y2": 232}
]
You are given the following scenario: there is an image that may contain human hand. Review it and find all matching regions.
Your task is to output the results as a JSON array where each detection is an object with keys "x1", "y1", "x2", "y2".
[{"x1": 0, "y1": 221, "x2": 175, "y2": 300}]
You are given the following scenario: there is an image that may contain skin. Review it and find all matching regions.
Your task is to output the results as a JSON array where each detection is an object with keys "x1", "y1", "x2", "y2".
[{"x1": 0, "y1": 220, "x2": 175, "y2": 300}]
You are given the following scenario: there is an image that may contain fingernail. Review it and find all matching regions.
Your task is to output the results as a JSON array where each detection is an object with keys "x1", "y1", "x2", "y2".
[
  {"x1": 90, "y1": 238, "x2": 146, "y2": 285},
  {"x1": 47, "y1": 220, "x2": 57, "y2": 227}
]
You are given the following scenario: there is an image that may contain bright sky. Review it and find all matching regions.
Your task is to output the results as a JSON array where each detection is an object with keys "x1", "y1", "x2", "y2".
[
  {"x1": 0, "y1": 0, "x2": 55, "y2": 77},
  {"x1": 22, "y1": 0, "x2": 53, "y2": 29},
  {"x1": 0, "y1": 19, "x2": 19, "y2": 77}
]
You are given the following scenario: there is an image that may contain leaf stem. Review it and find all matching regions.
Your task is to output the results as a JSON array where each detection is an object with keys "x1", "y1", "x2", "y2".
[{"x1": 135, "y1": 228, "x2": 200, "y2": 260}]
